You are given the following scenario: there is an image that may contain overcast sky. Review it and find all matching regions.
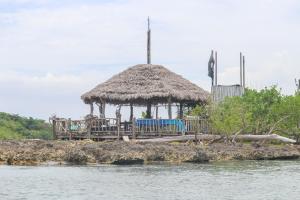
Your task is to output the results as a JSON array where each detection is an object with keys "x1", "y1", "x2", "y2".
[{"x1": 0, "y1": 0, "x2": 299, "y2": 120}]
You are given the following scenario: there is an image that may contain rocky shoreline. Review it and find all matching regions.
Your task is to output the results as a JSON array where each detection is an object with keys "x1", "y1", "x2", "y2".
[{"x1": 0, "y1": 140, "x2": 299, "y2": 166}]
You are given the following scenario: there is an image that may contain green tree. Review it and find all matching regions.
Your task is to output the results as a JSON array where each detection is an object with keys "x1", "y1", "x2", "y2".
[
  {"x1": 210, "y1": 96, "x2": 251, "y2": 140},
  {"x1": 242, "y1": 86, "x2": 283, "y2": 134},
  {"x1": 186, "y1": 104, "x2": 209, "y2": 117},
  {"x1": 271, "y1": 95, "x2": 300, "y2": 142},
  {"x1": 193, "y1": 86, "x2": 291, "y2": 134}
]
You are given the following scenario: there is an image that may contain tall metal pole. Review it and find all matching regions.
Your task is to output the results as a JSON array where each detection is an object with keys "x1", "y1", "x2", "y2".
[
  {"x1": 240, "y1": 52, "x2": 243, "y2": 87},
  {"x1": 296, "y1": 79, "x2": 300, "y2": 93},
  {"x1": 147, "y1": 17, "x2": 151, "y2": 64},
  {"x1": 215, "y1": 51, "x2": 218, "y2": 86},
  {"x1": 243, "y1": 56, "x2": 245, "y2": 88},
  {"x1": 146, "y1": 17, "x2": 152, "y2": 118}
]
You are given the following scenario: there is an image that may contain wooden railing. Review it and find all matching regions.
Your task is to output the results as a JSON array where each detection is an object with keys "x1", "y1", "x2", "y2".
[
  {"x1": 51, "y1": 117, "x2": 209, "y2": 140},
  {"x1": 90, "y1": 118, "x2": 119, "y2": 135},
  {"x1": 184, "y1": 117, "x2": 209, "y2": 134}
]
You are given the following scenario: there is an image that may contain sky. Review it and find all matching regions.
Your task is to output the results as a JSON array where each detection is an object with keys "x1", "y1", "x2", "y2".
[{"x1": 0, "y1": 0, "x2": 299, "y2": 120}]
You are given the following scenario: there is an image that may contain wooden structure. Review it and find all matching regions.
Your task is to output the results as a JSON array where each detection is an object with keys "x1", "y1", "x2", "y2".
[
  {"x1": 211, "y1": 85, "x2": 244, "y2": 103},
  {"x1": 51, "y1": 18, "x2": 210, "y2": 141},
  {"x1": 81, "y1": 18, "x2": 209, "y2": 120},
  {"x1": 209, "y1": 51, "x2": 246, "y2": 103},
  {"x1": 51, "y1": 117, "x2": 209, "y2": 140}
]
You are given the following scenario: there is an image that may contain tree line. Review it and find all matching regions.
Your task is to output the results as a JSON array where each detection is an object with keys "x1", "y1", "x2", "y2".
[{"x1": 0, "y1": 112, "x2": 52, "y2": 140}]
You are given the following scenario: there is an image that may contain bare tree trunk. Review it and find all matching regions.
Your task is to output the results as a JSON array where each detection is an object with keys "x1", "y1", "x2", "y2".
[
  {"x1": 267, "y1": 116, "x2": 289, "y2": 135},
  {"x1": 135, "y1": 134, "x2": 296, "y2": 143},
  {"x1": 231, "y1": 129, "x2": 244, "y2": 144}
]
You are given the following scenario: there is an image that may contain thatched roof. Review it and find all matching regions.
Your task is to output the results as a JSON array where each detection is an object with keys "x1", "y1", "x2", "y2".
[{"x1": 81, "y1": 64, "x2": 210, "y2": 105}]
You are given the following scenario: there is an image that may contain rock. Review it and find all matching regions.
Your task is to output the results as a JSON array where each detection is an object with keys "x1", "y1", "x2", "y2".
[
  {"x1": 111, "y1": 158, "x2": 144, "y2": 165},
  {"x1": 145, "y1": 151, "x2": 165, "y2": 161},
  {"x1": 6, "y1": 155, "x2": 14, "y2": 165},
  {"x1": 0, "y1": 140, "x2": 300, "y2": 165},
  {"x1": 64, "y1": 148, "x2": 88, "y2": 164},
  {"x1": 185, "y1": 150, "x2": 209, "y2": 163},
  {"x1": 251, "y1": 142, "x2": 261, "y2": 148}
]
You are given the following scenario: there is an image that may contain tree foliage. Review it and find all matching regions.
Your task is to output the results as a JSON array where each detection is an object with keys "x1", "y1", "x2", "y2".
[
  {"x1": 272, "y1": 94, "x2": 300, "y2": 141},
  {"x1": 186, "y1": 104, "x2": 209, "y2": 117},
  {"x1": 190, "y1": 86, "x2": 300, "y2": 141},
  {"x1": 210, "y1": 96, "x2": 251, "y2": 137},
  {"x1": 0, "y1": 112, "x2": 52, "y2": 140}
]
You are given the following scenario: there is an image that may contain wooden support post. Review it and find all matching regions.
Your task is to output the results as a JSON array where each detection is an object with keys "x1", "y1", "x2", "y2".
[
  {"x1": 115, "y1": 105, "x2": 122, "y2": 140},
  {"x1": 87, "y1": 118, "x2": 91, "y2": 140},
  {"x1": 179, "y1": 103, "x2": 183, "y2": 119},
  {"x1": 168, "y1": 99, "x2": 172, "y2": 119},
  {"x1": 98, "y1": 103, "x2": 101, "y2": 118},
  {"x1": 130, "y1": 103, "x2": 133, "y2": 122},
  {"x1": 132, "y1": 117, "x2": 136, "y2": 139},
  {"x1": 90, "y1": 102, "x2": 94, "y2": 116},
  {"x1": 155, "y1": 106, "x2": 158, "y2": 119},
  {"x1": 158, "y1": 118, "x2": 162, "y2": 137},
  {"x1": 67, "y1": 118, "x2": 72, "y2": 140},
  {"x1": 103, "y1": 103, "x2": 106, "y2": 118},
  {"x1": 97, "y1": 101, "x2": 106, "y2": 118},
  {"x1": 52, "y1": 119, "x2": 57, "y2": 140},
  {"x1": 147, "y1": 17, "x2": 151, "y2": 64},
  {"x1": 117, "y1": 118, "x2": 120, "y2": 140},
  {"x1": 97, "y1": 102, "x2": 104, "y2": 118},
  {"x1": 146, "y1": 103, "x2": 152, "y2": 118},
  {"x1": 176, "y1": 105, "x2": 180, "y2": 119}
]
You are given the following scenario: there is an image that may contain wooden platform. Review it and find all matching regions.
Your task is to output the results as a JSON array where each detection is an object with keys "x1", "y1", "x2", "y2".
[{"x1": 51, "y1": 117, "x2": 209, "y2": 141}]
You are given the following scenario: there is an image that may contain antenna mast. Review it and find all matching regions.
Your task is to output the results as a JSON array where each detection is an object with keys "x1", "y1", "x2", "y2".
[
  {"x1": 215, "y1": 51, "x2": 218, "y2": 85},
  {"x1": 147, "y1": 17, "x2": 151, "y2": 64},
  {"x1": 296, "y1": 78, "x2": 300, "y2": 93},
  {"x1": 240, "y1": 52, "x2": 243, "y2": 87},
  {"x1": 243, "y1": 55, "x2": 245, "y2": 88},
  {"x1": 239, "y1": 52, "x2": 246, "y2": 88}
]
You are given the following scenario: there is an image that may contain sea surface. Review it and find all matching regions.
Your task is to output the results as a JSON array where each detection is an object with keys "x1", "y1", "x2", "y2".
[{"x1": 0, "y1": 160, "x2": 300, "y2": 200}]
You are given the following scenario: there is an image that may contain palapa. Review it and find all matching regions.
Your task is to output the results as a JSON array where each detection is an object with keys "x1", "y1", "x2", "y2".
[{"x1": 81, "y1": 64, "x2": 210, "y2": 105}]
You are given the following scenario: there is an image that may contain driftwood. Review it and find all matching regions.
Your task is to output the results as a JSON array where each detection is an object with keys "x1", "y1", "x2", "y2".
[{"x1": 134, "y1": 134, "x2": 296, "y2": 143}]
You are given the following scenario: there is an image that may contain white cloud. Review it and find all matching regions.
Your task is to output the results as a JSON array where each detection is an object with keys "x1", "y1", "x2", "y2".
[{"x1": 0, "y1": 0, "x2": 299, "y2": 119}]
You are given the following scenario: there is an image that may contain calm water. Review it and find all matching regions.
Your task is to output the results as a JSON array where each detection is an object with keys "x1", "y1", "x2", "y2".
[{"x1": 0, "y1": 161, "x2": 300, "y2": 200}]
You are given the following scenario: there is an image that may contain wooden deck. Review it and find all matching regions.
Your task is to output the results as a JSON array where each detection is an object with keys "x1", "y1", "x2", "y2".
[{"x1": 51, "y1": 117, "x2": 210, "y2": 140}]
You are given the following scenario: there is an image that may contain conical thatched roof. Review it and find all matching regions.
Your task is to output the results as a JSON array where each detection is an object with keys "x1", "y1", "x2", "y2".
[{"x1": 81, "y1": 64, "x2": 210, "y2": 105}]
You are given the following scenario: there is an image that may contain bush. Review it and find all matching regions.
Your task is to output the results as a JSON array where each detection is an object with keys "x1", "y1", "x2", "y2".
[{"x1": 190, "y1": 86, "x2": 300, "y2": 140}]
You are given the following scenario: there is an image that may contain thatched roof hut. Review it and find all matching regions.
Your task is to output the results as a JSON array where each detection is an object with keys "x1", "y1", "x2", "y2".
[{"x1": 81, "y1": 64, "x2": 210, "y2": 105}]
